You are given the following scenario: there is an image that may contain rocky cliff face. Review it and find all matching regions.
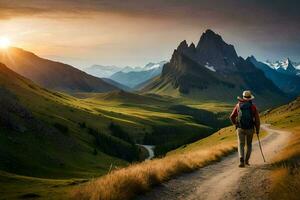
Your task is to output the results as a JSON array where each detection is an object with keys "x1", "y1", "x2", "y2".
[
  {"x1": 168, "y1": 29, "x2": 239, "y2": 74},
  {"x1": 142, "y1": 29, "x2": 290, "y2": 108}
]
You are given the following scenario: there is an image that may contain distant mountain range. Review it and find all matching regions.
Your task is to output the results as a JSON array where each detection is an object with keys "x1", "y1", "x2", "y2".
[
  {"x1": 84, "y1": 64, "x2": 122, "y2": 78},
  {"x1": 264, "y1": 58, "x2": 300, "y2": 76},
  {"x1": 0, "y1": 47, "x2": 118, "y2": 93},
  {"x1": 102, "y1": 78, "x2": 132, "y2": 91},
  {"x1": 109, "y1": 61, "x2": 167, "y2": 88},
  {"x1": 141, "y1": 29, "x2": 289, "y2": 108},
  {"x1": 249, "y1": 56, "x2": 300, "y2": 96}
]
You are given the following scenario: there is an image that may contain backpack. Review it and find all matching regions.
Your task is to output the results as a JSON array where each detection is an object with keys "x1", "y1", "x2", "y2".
[{"x1": 237, "y1": 101, "x2": 254, "y2": 129}]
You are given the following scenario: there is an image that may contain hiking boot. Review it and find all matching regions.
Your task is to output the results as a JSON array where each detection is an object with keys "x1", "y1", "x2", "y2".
[
  {"x1": 245, "y1": 160, "x2": 250, "y2": 166},
  {"x1": 239, "y1": 158, "x2": 245, "y2": 168}
]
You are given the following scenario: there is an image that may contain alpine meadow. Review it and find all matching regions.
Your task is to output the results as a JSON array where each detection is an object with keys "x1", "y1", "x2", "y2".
[{"x1": 0, "y1": 1, "x2": 300, "y2": 200}]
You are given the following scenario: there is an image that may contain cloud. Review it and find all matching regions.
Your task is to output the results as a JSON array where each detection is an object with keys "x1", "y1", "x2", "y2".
[
  {"x1": 0, "y1": 5, "x2": 45, "y2": 20},
  {"x1": 1, "y1": 0, "x2": 299, "y2": 64},
  {"x1": 1, "y1": 0, "x2": 299, "y2": 24}
]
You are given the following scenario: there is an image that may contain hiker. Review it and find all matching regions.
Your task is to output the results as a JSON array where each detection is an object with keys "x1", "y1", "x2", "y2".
[{"x1": 230, "y1": 90, "x2": 260, "y2": 167}]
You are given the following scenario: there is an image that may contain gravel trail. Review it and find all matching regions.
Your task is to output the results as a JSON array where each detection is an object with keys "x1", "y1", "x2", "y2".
[{"x1": 138, "y1": 124, "x2": 290, "y2": 200}]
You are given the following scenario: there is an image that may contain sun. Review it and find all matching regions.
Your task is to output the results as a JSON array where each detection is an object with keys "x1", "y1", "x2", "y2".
[{"x1": 0, "y1": 37, "x2": 11, "y2": 49}]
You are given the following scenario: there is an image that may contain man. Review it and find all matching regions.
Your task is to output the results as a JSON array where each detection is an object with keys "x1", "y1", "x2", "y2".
[{"x1": 230, "y1": 90, "x2": 260, "y2": 167}]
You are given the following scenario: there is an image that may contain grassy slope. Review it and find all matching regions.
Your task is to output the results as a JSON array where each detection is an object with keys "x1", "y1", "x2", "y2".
[
  {"x1": 0, "y1": 63, "x2": 129, "y2": 178},
  {"x1": 72, "y1": 90, "x2": 231, "y2": 147},
  {"x1": 0, "y1": 171, "x2": 80, "y2": 200},
  {"x1": 260, "y1": 97, "x2": 300, "y2": 200},
  {"x1": 72, "y1": 98, "x2": 276, "y2": 200},
  {"x1": 71, "y1": 121, "x2": 259, "y2": 200},
  {"x1": 0, "y1": 47, "x2": 118, "y2": 93},
  {"x1": 0, "y1": 64, "x2": 131, "y2": 199},
  {"x1": 0, "y1": 63, "x2": 232, "y2": 199},
  {"x1": 71, "y1": 132, "x2": 237, "y2": 200}
]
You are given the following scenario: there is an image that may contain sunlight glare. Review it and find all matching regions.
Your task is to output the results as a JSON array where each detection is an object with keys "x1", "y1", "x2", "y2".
[{"x1": 0, "y1": 37, "x2": 11, "y2": 49}]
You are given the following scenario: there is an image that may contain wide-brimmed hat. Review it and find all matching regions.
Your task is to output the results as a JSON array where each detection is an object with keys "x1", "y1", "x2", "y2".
[{"x1": 237, "y1": 90, "x2": 255, "y2": 100}]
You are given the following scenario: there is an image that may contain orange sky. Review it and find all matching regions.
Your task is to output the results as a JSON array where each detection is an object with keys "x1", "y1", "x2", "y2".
[
  {"x1": 0, "y1": 0, "x2": 299, "y2": 69},
  {"x1": 0, "y1": 12, "x2": 216, "y2": 68}
]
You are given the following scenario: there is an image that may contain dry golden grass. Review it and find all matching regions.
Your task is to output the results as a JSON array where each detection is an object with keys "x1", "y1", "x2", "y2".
[
  {"x1": 72, "y1": 97, "x2": 300, "y2": 200},
  {"x1": 269, "y1": 126, "x2": 300, "y2": 200},
  {"x1": 71, "y1": 143, "x2": 236, "y2": 200},
  {"x1": 259, "y1": 97, "x2": 300, "y2": 199}
]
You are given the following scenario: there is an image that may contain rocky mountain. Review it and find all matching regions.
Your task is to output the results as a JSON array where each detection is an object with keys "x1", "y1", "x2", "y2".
[
  {"x1": 84, "y1": 64, "x2": 122, "y2": 78},
  {"x1": 142, "y1": 29, "x2": 289, "y2": 108},
  {"x1": 249, "y1": 56, "x2": 300, "y2": 96},
  {"x1": 0, "y1": 47, "x2": 118, "y2": 93},
  {"x1": 110, "y1": 61, "x2": 166, "y2": 88},
  {"x1": 143, "y1": 61, "x2": 167, "y2": 71},
  {"x1": 265, "y1": 58, "x2": 300, "y2": 76}
]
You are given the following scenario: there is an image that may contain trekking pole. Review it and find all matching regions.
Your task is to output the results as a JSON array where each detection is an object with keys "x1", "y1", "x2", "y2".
[{"x1": 257, "y1": 134, "x2": 266, "y2": 162}]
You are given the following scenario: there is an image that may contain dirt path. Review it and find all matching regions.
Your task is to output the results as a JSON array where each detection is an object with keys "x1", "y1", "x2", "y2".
[{"x1": 138, "y1": 124, "x2": 290, "y2": 200}]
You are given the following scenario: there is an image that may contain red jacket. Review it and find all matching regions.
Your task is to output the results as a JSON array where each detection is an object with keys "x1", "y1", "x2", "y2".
[{"x1": 230, "y1": 99, "x2": 260, "y2": 132}]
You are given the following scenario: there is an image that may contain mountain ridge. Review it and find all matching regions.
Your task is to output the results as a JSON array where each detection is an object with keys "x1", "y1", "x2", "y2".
[
  {"x1": 264, "y1": 58, "x2": 300, "y2": 76},
  {"x1": 0, "y1": 47, "x2": 118, "y2": 93},
  {"x1": 249, "y1": 56, "x2": 300, "y2": 96},
  {"x1": 142, "y1": 29, "x2": 289, "y2": 109},
  {"x1": 110, "y1": 61, "x2": 166, "y2": 88}
]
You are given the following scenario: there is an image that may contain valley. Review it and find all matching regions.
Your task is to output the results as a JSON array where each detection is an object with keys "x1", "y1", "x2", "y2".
[
  {"x1": 0, "y1": 58, "x2": 231, "y2": 199},
  {"x1": 0, "y1": 28, "x2": 299, "y2": 200}
]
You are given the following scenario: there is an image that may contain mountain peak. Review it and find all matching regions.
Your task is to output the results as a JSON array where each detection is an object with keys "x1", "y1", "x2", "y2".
[
  {"x1": 281, "y1": 58, "x2": 295, "y2": 70},
  {"x1": 196, "y1": 29, "x2": 224, "y2": 48},
  {"x1": 285, "y1": 58, "x2": 292, "y2": 64},
  {"x1": 189, "y1": 42, "x2": 196, "y2": 49},
  {"x1": 248, "y1": 55, "x2": 258, "y2": 62},
  {"x1": 264, "y1": 57, "x2": 300, "y2": 76},
  {"x1": 177, "y1": 40, "x2": 189, "y2": 52},
  {"x1": 194, "y1": 30, "x2": 238, "y2": 72}
]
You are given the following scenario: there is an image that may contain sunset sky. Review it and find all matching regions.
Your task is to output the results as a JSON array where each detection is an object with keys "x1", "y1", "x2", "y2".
[{"x1": 0, "y1": 0, "x2": 299, "y2": 69}]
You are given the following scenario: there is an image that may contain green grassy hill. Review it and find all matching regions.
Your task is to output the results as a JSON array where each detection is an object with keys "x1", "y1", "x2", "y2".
[
  {"x1": 72, "y1": 90, "x2": 233, "y2": 154},
  {"x1": 0, "y1": 62, "x2": 130, "y2": 179},
  {"x1": 0, "y1": 61, "x2": 233, "y2": 199}
]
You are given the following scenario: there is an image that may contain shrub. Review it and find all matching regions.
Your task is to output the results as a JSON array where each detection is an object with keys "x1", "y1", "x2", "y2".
[
  {"x1": 88, "y1": 127, "x2": 138, "y2": 162},
  {"x1": 93, "y1": 148, "x2": 98, "y2": 155},
  {"x1": 109, "y1": 123, "x2": 134, "y2": 144},
  {"x1": 78, "y1": 122, "x2": 86, "y2": 129}
]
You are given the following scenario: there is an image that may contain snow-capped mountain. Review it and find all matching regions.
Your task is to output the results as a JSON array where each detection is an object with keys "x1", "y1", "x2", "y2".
[
  {"x1": 264, "y1": 58, "x2": 300, "y2": 76},
  {"x1": 293, "y1": 62, "x2": 300, "y2": 70},
  {"x1": 86, "y1": 61, "x2": 167, "y2": 78},
  {"x1": 250, "y1": 56, "x2": 300, "y2": 96},
  {"x1": 120, "y1": 61, "x2": 167, "y2": 73},
  {"x1": 121, "y1": 66, "x2": 144, "y2": 73},
  {"x1": 143, "y1": 61, "x2": 167, "y2": 70},
  {"x1": 84, "y1": 65, "x2": 122, "y2": 78},
  {"x1": 142, "y1": 29, "x2": 288, "y2": 109}
]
